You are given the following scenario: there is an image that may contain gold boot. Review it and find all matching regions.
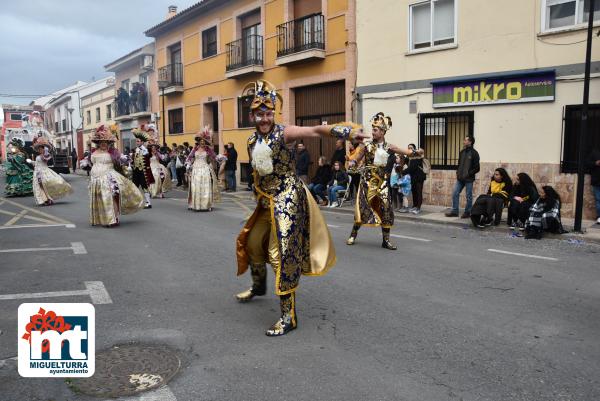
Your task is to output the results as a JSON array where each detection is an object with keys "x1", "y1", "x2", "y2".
[
  {"x1": 235, "y1": 263, "x2": 267, "y2": 302},
  {"x1": 266, "y1": 293, "x2": 297, "y2": 336}
]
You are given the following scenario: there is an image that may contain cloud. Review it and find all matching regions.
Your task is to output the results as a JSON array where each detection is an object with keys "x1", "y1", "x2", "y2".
[{"x1": 0, "y1": 0, "x2": 198, "y2": 105}]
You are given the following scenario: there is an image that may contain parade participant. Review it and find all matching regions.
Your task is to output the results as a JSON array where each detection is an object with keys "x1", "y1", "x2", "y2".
[
  {"x1": 148, "y1": 141, "x2": 172, "y2": 198},
  {"x1": 131, "y1": 125, "x2": 155, "y2": 208},
  {"x1": 4, "y1": 137, "x2": 33, "y2": 197},
  {"x1": 32, "y1": 137, "x2": 72, "y2": 206},
  {"x1": 346, "y1": 112, "x2": 418, "y2": 250},
  {"x1": 88, "y1": 125, "x2": 144, "y2": 227},
  {"x1": 186, "y1": 127, "x2": 220, "y2": 211},
  {"x1": 235, "y1": 80, "x2": 366, "y2": 336}
]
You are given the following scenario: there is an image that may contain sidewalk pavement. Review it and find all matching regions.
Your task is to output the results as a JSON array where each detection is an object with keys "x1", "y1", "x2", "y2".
[{"x1": 222, "y1": 189, "x2": 600, "y2": 245}]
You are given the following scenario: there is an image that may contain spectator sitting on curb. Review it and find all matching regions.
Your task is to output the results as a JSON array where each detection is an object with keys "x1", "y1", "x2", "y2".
[
  {"x1": 470, "y1": 167, "x2": 512, "y2": 228},
  {"x1": 525, "y1": 185, "x2": 566, "y2": 239},
  {"x1": 507, "y1": 172, "x2": 539, "y2": 230}
]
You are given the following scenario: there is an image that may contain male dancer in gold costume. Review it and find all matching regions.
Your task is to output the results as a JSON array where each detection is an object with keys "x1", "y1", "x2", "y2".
[
  {"x1": 235, "y1": 80, "x2": 366, "y2": 336},
  {"x1": 346, "y1": 112, "x2": 420, "y2": 250}
]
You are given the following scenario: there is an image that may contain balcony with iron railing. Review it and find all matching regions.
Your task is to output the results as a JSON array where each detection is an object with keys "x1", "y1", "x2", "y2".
[
  {"x1": 113, "y1": 83, "x2": 152, "y2": 120},
  {"x1": 157, "y1": 63, "x2": 184, "y2": 94},
  {"x1": 276, "y1": 13, "x2": 325, "y2": 65},
  {"x1": 225, "y1": 35, "x2": 264, "y2": 78}
]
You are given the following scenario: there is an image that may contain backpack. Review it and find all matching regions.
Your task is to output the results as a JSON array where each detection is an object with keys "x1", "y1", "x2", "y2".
[{"x1": 420, "y1": 158, "x2": 431, "y2": 175}]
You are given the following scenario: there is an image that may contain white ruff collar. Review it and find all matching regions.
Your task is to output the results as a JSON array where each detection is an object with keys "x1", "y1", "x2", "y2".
[{"x1": 252, "y1": 138, "x2": 273, "y2": 176}]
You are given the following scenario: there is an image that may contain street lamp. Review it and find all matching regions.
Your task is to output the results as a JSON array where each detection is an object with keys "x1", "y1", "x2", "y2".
[
  {"x1": 67, "y1": 107, "x2": 75, "y2": 153},
  {"x1": 157, "y1": 79, "x2": 168, "y2": 147}
]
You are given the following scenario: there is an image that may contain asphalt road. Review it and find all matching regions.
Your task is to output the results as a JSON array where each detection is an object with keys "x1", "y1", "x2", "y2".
[{"x1": 0, "y1": 174, "x2": 599, "y2": 401}]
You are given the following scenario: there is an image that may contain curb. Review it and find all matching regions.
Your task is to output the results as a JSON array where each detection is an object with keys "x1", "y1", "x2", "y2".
[{"x1": 219, "y1": 192, "x2": 600, "y2": 245}]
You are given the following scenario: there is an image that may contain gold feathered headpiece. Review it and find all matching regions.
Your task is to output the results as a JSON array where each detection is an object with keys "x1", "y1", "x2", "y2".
[
  {"x1": 370, "y1": 112, "x2": 392, "y2": 132},
  {"x1": 132, "y1": 124, "x2": 150, "y2": 142},
  {"x1": 241, "y1": 80, "x2": 283, "y2": 112}
]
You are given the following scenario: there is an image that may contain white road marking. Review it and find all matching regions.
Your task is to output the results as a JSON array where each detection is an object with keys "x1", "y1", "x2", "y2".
[
  {"x1": 390, "y1": 234, "x2": 432, "y2": 242},
  {"x1": 4, "y1": 210, "x2": 27, "y2": 226},
  {"x1": 137, "y1": 385, "x2": 177, "y2": 401},
  {"x1": 327, "y1": 224, "x2": 341, "y2": 228},
  {"x1": 488, "y1": 249, "x2": 558, "y2": 261},
  {"x1": 0, "y1": 242, "x2": 87, "y2": 255},
  {"x1": 0, "y1": 281, "x2": 112, "y2": 304},
  {"x1": 71, "y1": 242, "x2": 87, "y2": 254},
  {"x1": 85, "y1": 281, "x2": 113, "y2": 304},
  {"x1": 0, "y1": 223, "x2": 75, "y2": 230}
]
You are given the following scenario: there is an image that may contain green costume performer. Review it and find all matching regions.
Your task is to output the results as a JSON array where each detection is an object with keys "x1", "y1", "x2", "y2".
[
  {"x1": 235, "y1": 80, "x2": 365, "y2": 336},
  {"x1": 4, "y1": 138, "x2": 33, "y2": 197}
]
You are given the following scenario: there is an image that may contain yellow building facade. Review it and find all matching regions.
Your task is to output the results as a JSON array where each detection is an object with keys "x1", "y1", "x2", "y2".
[{"x1": 145, "y1": 0, "x2": 356, "y2": 181}]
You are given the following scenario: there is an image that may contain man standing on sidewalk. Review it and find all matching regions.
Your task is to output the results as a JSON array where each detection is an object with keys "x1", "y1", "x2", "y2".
[
  {"x1": 588, "y1": 148, "x2": 600, "y2": 224},
  {"x1": 445, "y1": 136, "x2": 480, "y2": 218},
  {"x1": 225, "y1": 142, "x2": 238, "y2": 192},
  {"x1": 295, "y1": 142, "x2": 310, "y2": 184}
]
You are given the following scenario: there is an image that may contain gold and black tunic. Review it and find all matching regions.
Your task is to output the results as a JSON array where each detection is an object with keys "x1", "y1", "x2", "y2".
[
  {"x1": 354, "y1": 142, "x2": 394, "y2": 228},
  {"x1": 236, "y1": 125, "x2": 336, "y2": 295}
]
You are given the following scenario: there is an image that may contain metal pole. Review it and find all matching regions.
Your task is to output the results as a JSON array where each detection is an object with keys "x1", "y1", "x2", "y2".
[
  {"x1": 574, "y1": 0, "x2": 595, "y2": 232},
  {"x1": 161, "y1": 87, "x2": 166, "y2": 146},
  {"x1": 69, "y1": 110, "x2": 74, "y2": 153}
]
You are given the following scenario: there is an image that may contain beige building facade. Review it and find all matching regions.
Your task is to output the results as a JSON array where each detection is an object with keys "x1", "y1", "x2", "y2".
[
  {"x1": 81, "y1": 80, "x2": 116, "y2": 151},
  {"x1": 356, "y1": 0, "x2": 600, "y2": 218},
  {"x1": 105, "y1": 43, "x2": 158, "y2": 152}
]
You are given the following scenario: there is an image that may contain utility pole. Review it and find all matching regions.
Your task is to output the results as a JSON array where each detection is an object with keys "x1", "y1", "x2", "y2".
[{"x1": 574, "y1": 0, "x2": 595, "y2": 232}]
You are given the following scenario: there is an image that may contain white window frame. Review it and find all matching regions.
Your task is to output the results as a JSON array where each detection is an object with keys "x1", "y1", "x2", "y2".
[
  {"x1": 541, "y1": 0, "x2": 600, "y2": 32},
  {"x1": 408, "y1": 0, "x2": 458, "y2": 52}
]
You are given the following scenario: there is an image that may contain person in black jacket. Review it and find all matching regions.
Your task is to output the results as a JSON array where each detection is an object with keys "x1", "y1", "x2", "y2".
[
  {"x1": 446, "y1": 136, "x2": 480, "y2": 218},
  {"x1": 295, "y1": 143, "x2": 310, "y2": 184},
  {"x1": 308, "y1": 156, "x2": 332, "y2": 205},
  {"x1": 507, "y1": 172, "x2": 539, "y2": 230},
  {"x1": 224, "y1": 142, "x2": 238, "y2": 192},
  {"x1": 327, "y1": 161, "x2": 349, "y2": 207},
  {"x1": 588, "y1": 148, "x2": 600, "y2": 224},
  {"x1": 403, "y1": 143, "x2": 426, "y2": 214},
  {"x1": 331, "y1": 139, "x2": 346, "y2": 167}
]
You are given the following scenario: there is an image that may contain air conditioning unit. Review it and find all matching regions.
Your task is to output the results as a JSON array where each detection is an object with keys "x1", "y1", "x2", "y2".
[{"x1": 141, "y1": 55, "x2": 154, "y2": 70}]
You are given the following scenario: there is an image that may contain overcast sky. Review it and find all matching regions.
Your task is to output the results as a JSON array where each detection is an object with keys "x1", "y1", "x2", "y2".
[{"x1": 0, "y1": 0, "x2": 199, "y2": 106}]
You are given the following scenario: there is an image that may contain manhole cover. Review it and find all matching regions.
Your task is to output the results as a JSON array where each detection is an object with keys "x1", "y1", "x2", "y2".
[{"x1": 68, "y1": 344, "x2": 181, "y2": 398}]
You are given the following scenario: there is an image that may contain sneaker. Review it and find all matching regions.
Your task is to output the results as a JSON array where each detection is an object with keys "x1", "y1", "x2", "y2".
[
  {"x1": 518, "y1": 222, "x2": 525, "y2": 231},
  {"x1": 398, "y1": 207, "x2": 410, "y2": 213},
  {"x1": 410, "y1": 208, "x2": 421, "y2": 215},
  {"x1": 460, "y1": 212, "x2": 471, "y2": 219},
  {"x1": 508, "y1": 221, "x2": 516, "y2": 229},
  {"x1": 597, "y1": 217, "x2": 600, "y2": 224},
  {"x1": 445, "y1": 210, "x2": 459, "y2": 217}
]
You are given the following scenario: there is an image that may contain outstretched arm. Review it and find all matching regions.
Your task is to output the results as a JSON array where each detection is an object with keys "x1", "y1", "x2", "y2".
[
  {"x1": 389, "y1": 144, "x2": 424, "y2": 157},
  {"x1": 283, "y1": 123, "x2": 369, "y2": 144}
]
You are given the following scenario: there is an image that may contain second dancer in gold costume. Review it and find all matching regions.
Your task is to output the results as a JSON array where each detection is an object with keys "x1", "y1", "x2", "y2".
[
  {"x1": 235, "y1": 80, "x2": 366, "y2": 336},
  {"x1": 346, "y1": 112, "x2": 420, "y2": 250}
]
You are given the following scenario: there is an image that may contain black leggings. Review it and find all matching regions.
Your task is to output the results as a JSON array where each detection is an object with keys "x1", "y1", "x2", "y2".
[
  {"x1": 471, "y1": 195, "x2": 504, "y2": 226},
  {"x1": 411, "y1": 181, "x2": 423, "y2": 209},
  {"x1": 507, "y1": 200, "x2": 532, "y2": 224}
]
